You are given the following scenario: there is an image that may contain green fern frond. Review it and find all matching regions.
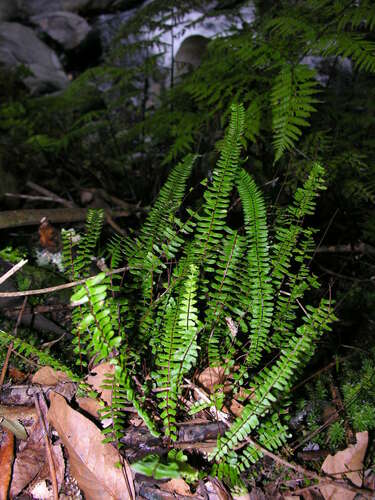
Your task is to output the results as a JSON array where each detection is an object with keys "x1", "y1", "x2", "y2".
[
  {"x1": 271, "y1": 64, "x2": 319, "y2": 162},
  {"x1": 155, "y1": 264, "x2": 200, "y2": 441},
  {"x1": 0, "y1": 330, "x2": 80, "y2": 382},
  {"x1": 192, "y1": 102, "x2": 245, "y2": 265},
  {"x1": 318, "y1": 33, "x2": 375, "y2": 73},
  {"x1": 210, "y1": 298, "x2": 336, "y2": 463},
  {"x1": 237, "y1": 169, "x2": 273, "y2": 368}
]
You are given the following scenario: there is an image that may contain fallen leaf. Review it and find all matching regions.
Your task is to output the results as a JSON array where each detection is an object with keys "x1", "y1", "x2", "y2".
[
  {"x1": 10, "y1": 412, "x2": 64, "y2": 497},
  {"x1": 197, "y1": 366, "x2": 229, "y2": 394},
  {"x1": 229, "y1": 398, "x2": 244, "y2": 417},
  {"x1": 32, "y1": 366, "x2": 71, "y2": 386},
  {"x1": 86, "y1": 362, "x2": 115, "y2": 405},
  {"x1": 77, "y1": 397, "x2": 101, "y2": 419},
  {"x1": 8, "y1": 367, "x2": 27, "y2": 383},
  {"x1": 0, "y1": 428, "x2": 14, "y2": 500},
  {"x1": 160, "y1": 478, "x2": 193, "y2": 496},
  {"x1": 320, "y1": 431, "x2": 368, "y2": 500},
  {"x1": 232, "y1": 493, "x2": 251, "y2": 500},
  {"x1": 47, "y1": 392, "x2": 135, "y2": 500}
]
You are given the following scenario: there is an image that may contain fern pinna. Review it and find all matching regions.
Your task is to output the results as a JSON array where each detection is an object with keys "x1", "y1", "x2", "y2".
[{"x1": 0, "y1": 103, "x2": 336, "y2": 486}]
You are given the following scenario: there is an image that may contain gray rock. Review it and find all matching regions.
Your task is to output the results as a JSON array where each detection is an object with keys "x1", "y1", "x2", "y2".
[
  {"x1": 16, "y1": 0, "x2": 135, "y2": 17},
  {"x1": 175, "y1": 35, "x2": 209, "y2": 77},
  {"x1": 17, "y1": 0, "x2": 90, "y2": 17},
  {"x1": 31, "y1": 11, "x2": 91, "y2": 50},
  {"x1": 0, "y1": 22, "x2": 69, "y2": 94}
]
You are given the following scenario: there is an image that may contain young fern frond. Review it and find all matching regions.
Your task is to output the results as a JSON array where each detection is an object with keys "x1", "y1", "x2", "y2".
[
  {"x1": 237, "y1": 169, "x2": 273, "y2": 368},
  {"x1": 0, "y1": 330, "x2": 80, "y2": 382},
  {"x1": 191, "y1": 102, "x2": 245, "y2": 266},
  {"x1": 204, "y1": 230, "x2": 247, "y2": 366},
  {"x1": 271, "y1": 64, "x2": 319, "y2": 162},
  {"x1": 155, "y1": 264, "x2": 200, "y2": 441},
  {"x1": 74, "y1": 209, "x2": 105, "y2": 278}
]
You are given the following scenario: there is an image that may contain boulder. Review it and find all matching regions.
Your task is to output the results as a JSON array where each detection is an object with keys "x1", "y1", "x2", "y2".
[
  {"x1": 31, "y1": 11, "x2": 91, "y2": 50},
  {"x1": 16, "y1": 0, "x2": 90, "y2": 17},
  {"x1": 175, "y1": 35, "x2": 209, "y2": 77},
  {"x1": 16, "y1": 0, "x2": 139, "y2": 17},
  {"x1": 0, "y1": 22, "x2": 69, "y2": 94}
]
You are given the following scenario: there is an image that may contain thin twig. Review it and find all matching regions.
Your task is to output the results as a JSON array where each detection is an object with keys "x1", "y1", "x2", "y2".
[
  {"x1": 245, "y1": 437, "x2": 373, "y2": 498},
  {"x1": 34, "y1": 393, "x2": 59, "y2": 500},
  {"x1": 0, "y1": 266, "x2": 130, "y2": 298},
  {"x1": 0, "y1": 259, "x2": 28, "y2": 286},
  {"x1": 26, "y1": 181, "x2": 75, "y2": 208},
  {"x1": 0, "y1": 297, "x2": 27, "y2": 387}
]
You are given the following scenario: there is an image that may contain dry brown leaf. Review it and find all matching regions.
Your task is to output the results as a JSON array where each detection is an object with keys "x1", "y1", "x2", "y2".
[
  {"x1": 8, "y1": 367, "x2": 27, "y2": 383},
  {"x1": 0, "y1": 427, "x2": 14, "y2": 500},
  {"x1": 160, "y1": 478, "x2": 193, "y2": 496},
  {"x1": 77, "y1": 397, "x2": 101, "y2": 419},
  {"x1": 320, "y1": 431, "x2": 368, "y2": 500},
  {"x1": 86, "y1": 362, "x2": 115, "y2": 405},
  {"x1": 197, "y1": 366, "x2": 230, "y2": 394},
  {"x1": 32, "y1": 366, "x2": 71, "y2": 386},
  {"x1": 47, "y1": 392, "x2": 135, "y2": 500},
  {"x1": 10, "y1": 412, "x2": 64, "y2": 497}
]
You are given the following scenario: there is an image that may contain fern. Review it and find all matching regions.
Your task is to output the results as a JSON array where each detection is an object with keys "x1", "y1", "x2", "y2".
[
  {"x1": 271, "y1": 64, "x2": 319, "y2": 162},
  {"x1": 237, "y1": 169, "x2": 273, "y2": 368},
  {"x1": 155, "y1": 264, "x2": 200, "y2": 440}
]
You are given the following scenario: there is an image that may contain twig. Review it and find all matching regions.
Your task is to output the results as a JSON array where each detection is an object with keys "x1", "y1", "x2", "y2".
[
  {"x1": 34, "y1": 393, "x2": 59, "y2": 500},
  {"x1": 5, "y1": 193, "x2": 61, "y2": 203},
  {"x1": 315, "y1": 242, "x2": 375, "y2": 255},
  {"x1": 0, "y1": 208, "x2": 131, "y2": 230},
  {"x1": 0, "y1": 259, "x2": 28, "y2": 286},
  {"x1": 0, "y1": 297, "x2": 27, "y2": 387},
  {"x1": 0, "y1": 266, "x2": 130, "y2": 298},
  {"x1": 245, "y1": 437, "x2": 373, "y2": 498},
  {"x1": 26, "y1": 181, "x2": 75, "y2": 208}
]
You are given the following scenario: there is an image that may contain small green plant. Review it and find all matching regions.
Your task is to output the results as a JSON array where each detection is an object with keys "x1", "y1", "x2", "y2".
[{"x1": 0, "y1": 104, "x2": 336, "y2": 489}]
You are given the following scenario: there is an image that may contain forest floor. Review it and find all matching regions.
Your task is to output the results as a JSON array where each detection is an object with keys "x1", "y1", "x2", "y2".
[{"x1": 0, "y1": 183, "x2": 374, "y2": 500}]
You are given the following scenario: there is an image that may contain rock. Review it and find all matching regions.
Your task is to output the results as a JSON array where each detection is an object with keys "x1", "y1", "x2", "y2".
[
  {"x1": 0, "y1": 22, "x2": 69, "y2": 94},
  {"x1": 175, "y1": 35, "x2": 209, "y2": 77},
  {"x1": 16, "y1": 0, "x2": 142, "y2": 18},
  {"x1": 31, "y1": 11, "x2": 91, "y2": 50},
  {"x1": 17, "y1": 0, "x2": 90, "y2": 17}
]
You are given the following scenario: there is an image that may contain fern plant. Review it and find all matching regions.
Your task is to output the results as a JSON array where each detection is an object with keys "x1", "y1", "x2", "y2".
[{"x1": 0, "y1": 103, "x2": 336, "y2": 488}]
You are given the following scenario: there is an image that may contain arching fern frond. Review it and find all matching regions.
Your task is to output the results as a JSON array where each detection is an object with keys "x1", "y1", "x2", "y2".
[
  {"x1": 210, "y1": 298, "x2": 336, "y2": 463},
  {"x1": 237, "y1": 169, "x2": 273, "y2": 368},
  {"x1": 155, "y1": 264, "x2": 200, "y2": 441},
  {"x1": 192, "y1": 102, "x2": 245, "y2": 266},
  {"x1": 271, "y1": 64, "x2": 319, "y2": 162}
]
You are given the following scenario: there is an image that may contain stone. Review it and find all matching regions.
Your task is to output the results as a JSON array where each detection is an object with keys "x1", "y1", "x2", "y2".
[
  {"x1": 31, "y1": 11, "x2": 91, "y2": 50},
  {"x1": 175, "y1": 35, "x2": 209, "y2": 77},
  {"x1": 0, "y1": 22, "x2": 69, "y2": 94}
]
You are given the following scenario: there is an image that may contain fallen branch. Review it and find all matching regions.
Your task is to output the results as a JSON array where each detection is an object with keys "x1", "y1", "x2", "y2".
[
  {"x1": 0, "y1": 208, "x2": 131, "y2": 230},
  {"x1": 0, "y1": 266, "x2": 130, "y2": 298}
]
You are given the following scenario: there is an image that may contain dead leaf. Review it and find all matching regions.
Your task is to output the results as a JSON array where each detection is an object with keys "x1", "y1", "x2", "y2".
[
  {"x1": 47, "y1": 392, "x2": 135, "y2": 500},
  {"x1": 232, "y1": 493, "x2": 251, "y2": 500},
  {"x1": 8, "y1": 367, "x2": 27, "y2": 383},
  {"x1": 197, "y1": 366, "x2": 229, "y2": 394},
  {"x1": 160, "y1": 478, "x2": 193, "y2": 496},
  {"x1": 229, "y1": 399, "x2": 244, "y2": 417},
  {"x1": 32, "y1": 366, "x2": 71, "y2": 386},
  {"x1": 10, "y1": 412, "x2": 64, "y2": 497},
  {"x1": 320, "y1": 431, "x2": 368, "y2": 500},
  {"x1": 0, "y1": 428, "x2": 14, "y2": 500},
  {"x1": 77, "y1": 397, "x2": 101, "y2": 419},
  {"x1": 27, "y1": 444, "x2": 64, "y2": 498},
  {"x1": 86, "y1": 362, "x2": 115, "y2": 405}
]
